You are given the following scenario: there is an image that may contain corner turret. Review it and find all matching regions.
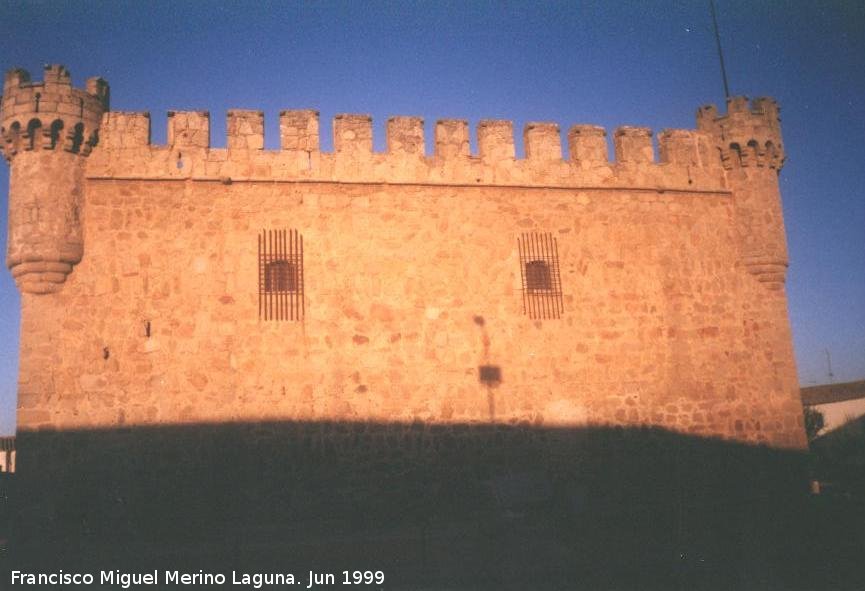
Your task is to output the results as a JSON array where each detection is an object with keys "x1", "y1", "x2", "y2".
[
  {"x1": 0, "y1": 65, "x2": 109, "y2": 293},
  {"x1": 697, "y1": 96, "x2": 788, "y2": 287},
  {"x1": 697, "y1": 96, "x2": 784, "y2": 171}
]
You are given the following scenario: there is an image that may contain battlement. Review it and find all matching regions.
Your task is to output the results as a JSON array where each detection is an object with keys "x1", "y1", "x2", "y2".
[
  {"x1": 1, "y1": 63, "x2": 792, "y2": 299},
  {"x1": 90, "y1": 109, "x2": 730, "y2": 191},
  {"x1": 0, "y1": 65, "x2": 109, "y2": 162},
  {"x1": 697, "y1": 96, "x2": 784, "y2": 170}
]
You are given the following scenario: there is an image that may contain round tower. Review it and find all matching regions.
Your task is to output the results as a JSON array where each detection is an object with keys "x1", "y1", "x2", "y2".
[
  {"x1": 697, "y1": 96, "x2": 787, "y2": 287},
  {"x1": 0, "y1": 64, "x2": 109, "y2": 294}
]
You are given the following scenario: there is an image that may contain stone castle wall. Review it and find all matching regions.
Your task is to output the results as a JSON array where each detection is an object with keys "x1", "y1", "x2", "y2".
[{"x1": 3, "y1": 66, "x2": 806, "y2": 448}]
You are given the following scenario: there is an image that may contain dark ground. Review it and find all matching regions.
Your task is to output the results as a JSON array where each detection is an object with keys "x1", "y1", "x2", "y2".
[{"x1": 4, "y1": 421, "x2": 865, "y2": 590}]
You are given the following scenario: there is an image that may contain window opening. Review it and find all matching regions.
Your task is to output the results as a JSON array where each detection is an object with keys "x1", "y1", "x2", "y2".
[
  {"x1": 265, "y1": 260, "x2": 297, "y2": 293},
  {"x1": 26, "y1": 119, "x2": 42, "y2": 150},
  {"x1": 525, "y1": 260, "x2": 552, "y2": 292},
  {"x1": 518, "y1": 232, "x2": 564, "y2": 319},
  {"x1": 49, "y1": 120, "x2": 64, "y2": 149},
  {"x1": 258, "y1": 229, "x2": 304, "y2": 321},
  {"x1": 70, "y1": 123, "x2": 84, "y2": 153}
]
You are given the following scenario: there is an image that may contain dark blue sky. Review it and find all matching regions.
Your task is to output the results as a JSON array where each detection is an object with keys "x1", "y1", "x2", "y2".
[{"x1": 0, "y1": 1, "x2": 863, "y2": 434}]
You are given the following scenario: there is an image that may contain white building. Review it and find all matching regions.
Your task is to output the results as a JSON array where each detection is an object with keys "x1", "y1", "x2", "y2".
[
  {"x1": 801, "y1": 381, "x2": 865, "y2": 437},
  {"x1": 0, "y1": 437, "x2": 14, "y2": 473}
]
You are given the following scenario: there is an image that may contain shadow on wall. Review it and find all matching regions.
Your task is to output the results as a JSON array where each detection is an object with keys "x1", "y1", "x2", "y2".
[{"x1": 9, "y1": 421, "x2": 865, "y2": 591}]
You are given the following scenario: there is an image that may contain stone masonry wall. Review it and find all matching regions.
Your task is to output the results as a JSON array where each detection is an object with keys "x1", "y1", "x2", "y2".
[
  {"x1": 3, "y1": 67, "x2": 806, "y2": 449},
  {"x1": 15, "y1": 174, "x2": 804, "y2": 447}
]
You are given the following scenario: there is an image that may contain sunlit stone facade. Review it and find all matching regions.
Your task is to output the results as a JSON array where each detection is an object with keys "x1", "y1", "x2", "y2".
[{"x1": 2, "y1": 65, "x2": 806, "y2": 448}]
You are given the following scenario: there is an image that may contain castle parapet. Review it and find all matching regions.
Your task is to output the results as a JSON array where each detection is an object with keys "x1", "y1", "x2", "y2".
[
  {"x1": 614, "y1": 127, "x2": 653, "y2": 164},
  {"x1": 568, "y1": 125, "x2": 607, "y2": 167},
  {"x1": 227, "y1": 110, "x2": 264, "y2": 151},
  {"x1": 478, "y1": 119, "x2": 515, "y2": 164},
  {"x1": 334, "y1": 114, "x2": 373, "y2": 157},
  {"x1": 524, "y1": 122, "x2": 561, "y2": 161},
  {"x1": 100, "y1": 112, "x2": 150, "y2": 149},
  {"x1": 91, "y1": 109, "x2": 735, "y2": 189},
  {"x1": 280, "y1": 110, "x2": 320, "y2": 153},
  {"x1": 658, "y1": 129, "x2": 701, "y2": 167},
  {"x1": 434, "y1": 119, "x2": 470, "y2": 159},
  {"x1": 387, "y1": 116, "x2": 425, "y2": 156},
  {"x1": 168, "y1": 110, "x2": 210, "y2": 149},
  {"x1": 2, "y1": 68, "x2": 31, "y2": 92}
]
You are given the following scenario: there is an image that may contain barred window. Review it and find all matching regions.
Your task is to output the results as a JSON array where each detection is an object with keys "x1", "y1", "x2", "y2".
[
  {"x1": 518, "y1": 232, "x2": 563, "y2": 319},
  {"x1": 259, "y1": 229, "x2": 304, "y2": 321},
  {"x1": 265, "y1": 260, "x2": 297, "y2": 293},
  {"x1": 525, "y1": 260, "x2": 552, "y2": 293}
]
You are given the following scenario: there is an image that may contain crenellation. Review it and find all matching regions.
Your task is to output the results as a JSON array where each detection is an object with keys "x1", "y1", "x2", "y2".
[
  {"x1": 614, "y1": 126, "x2": 654, "y2": 164},
  {"x1": 726, "y1": 95, "x2": 750, "y2": 114},
  {"x1": 386, "y1": 116, "x2": 425, "y2": 156},
  {"x1": 85, "y1": 76, "x2": 109, "y2": 102},
  {"x1": 226, "y1": 110, "x2": 264, "y2": 151},
  {"x1": 279, "y1": 109, "x2": 319, "y2": 153},
  {"x1": 167, "y1": 110, "x2": 210, "y2": 149},
  {"x1": 84, "y1": 119, "x2": 732, "y2": 192},
  {"x1": 524, "y1": 122, "x2": 561, "y2": 161},
  {"x1": 751, "y1": 96, "x2": 779, "y2": 120},
  {"x1": 42, "y1": 64, "x2": 72, "y2": 86},
  {"x1": 100, "y1": 112, "x2": 151, "y2": 149},
  {"x1": 3, "y1": 67, "x2": 31, "y2": 91},
  {"x1": 0, "y1": 67, "x2": 107, "y2": 166},
  {"x1": 333, "y1": 113, "x2": 373, "y2": 156},
  {"x1": 697, "y1": 104, "x2": 718, "y2": 123},
  {"x1": 567, "y1": 125, "x2": 608, "y2": 167},
  {"x1": 79, "y1": 108, "x2": 742, "y2": 187},
  {"x1": 434, "y1": 119, "x2": 470, "y2": 159},
  {"x1": 658, "y1": 129, "x2": 700, "y2": 166},
  {"x1": 477, "y1": 119, "x2": 514, "y2": 163}
]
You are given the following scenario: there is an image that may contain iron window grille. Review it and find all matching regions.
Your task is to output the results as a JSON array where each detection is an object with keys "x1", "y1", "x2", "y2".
[
  {"x1": 259, "y1": 229, "x2": 304, "y2": 321},
  {"x1": 518, "y1": 232, "x2": 564, "y2": 319},
  {"x1": 265, "y1": 260, "x2": 297, "y2": 293}
]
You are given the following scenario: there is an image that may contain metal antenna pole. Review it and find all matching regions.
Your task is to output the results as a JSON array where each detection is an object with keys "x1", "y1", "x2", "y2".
[
  {"x1": 824, "y1": 349, "x2": 835, "y2": 384},
  {"x1": 710, "y1": 0, "x2": 731, "y2": 99}
]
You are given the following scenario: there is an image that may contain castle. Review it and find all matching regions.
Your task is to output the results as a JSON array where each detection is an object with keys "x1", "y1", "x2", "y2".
[
  {"x1": 0, "y1": 65, "x2": 806, "y2": 448},
  {"x1": 1, "y1": 63, "x2": 820, "y2": 586}
]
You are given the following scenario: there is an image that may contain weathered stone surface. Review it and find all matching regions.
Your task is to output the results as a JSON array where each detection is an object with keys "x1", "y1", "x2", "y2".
[{"x1": 1, "y1": 66, "x2": 806, "y2": 449}]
